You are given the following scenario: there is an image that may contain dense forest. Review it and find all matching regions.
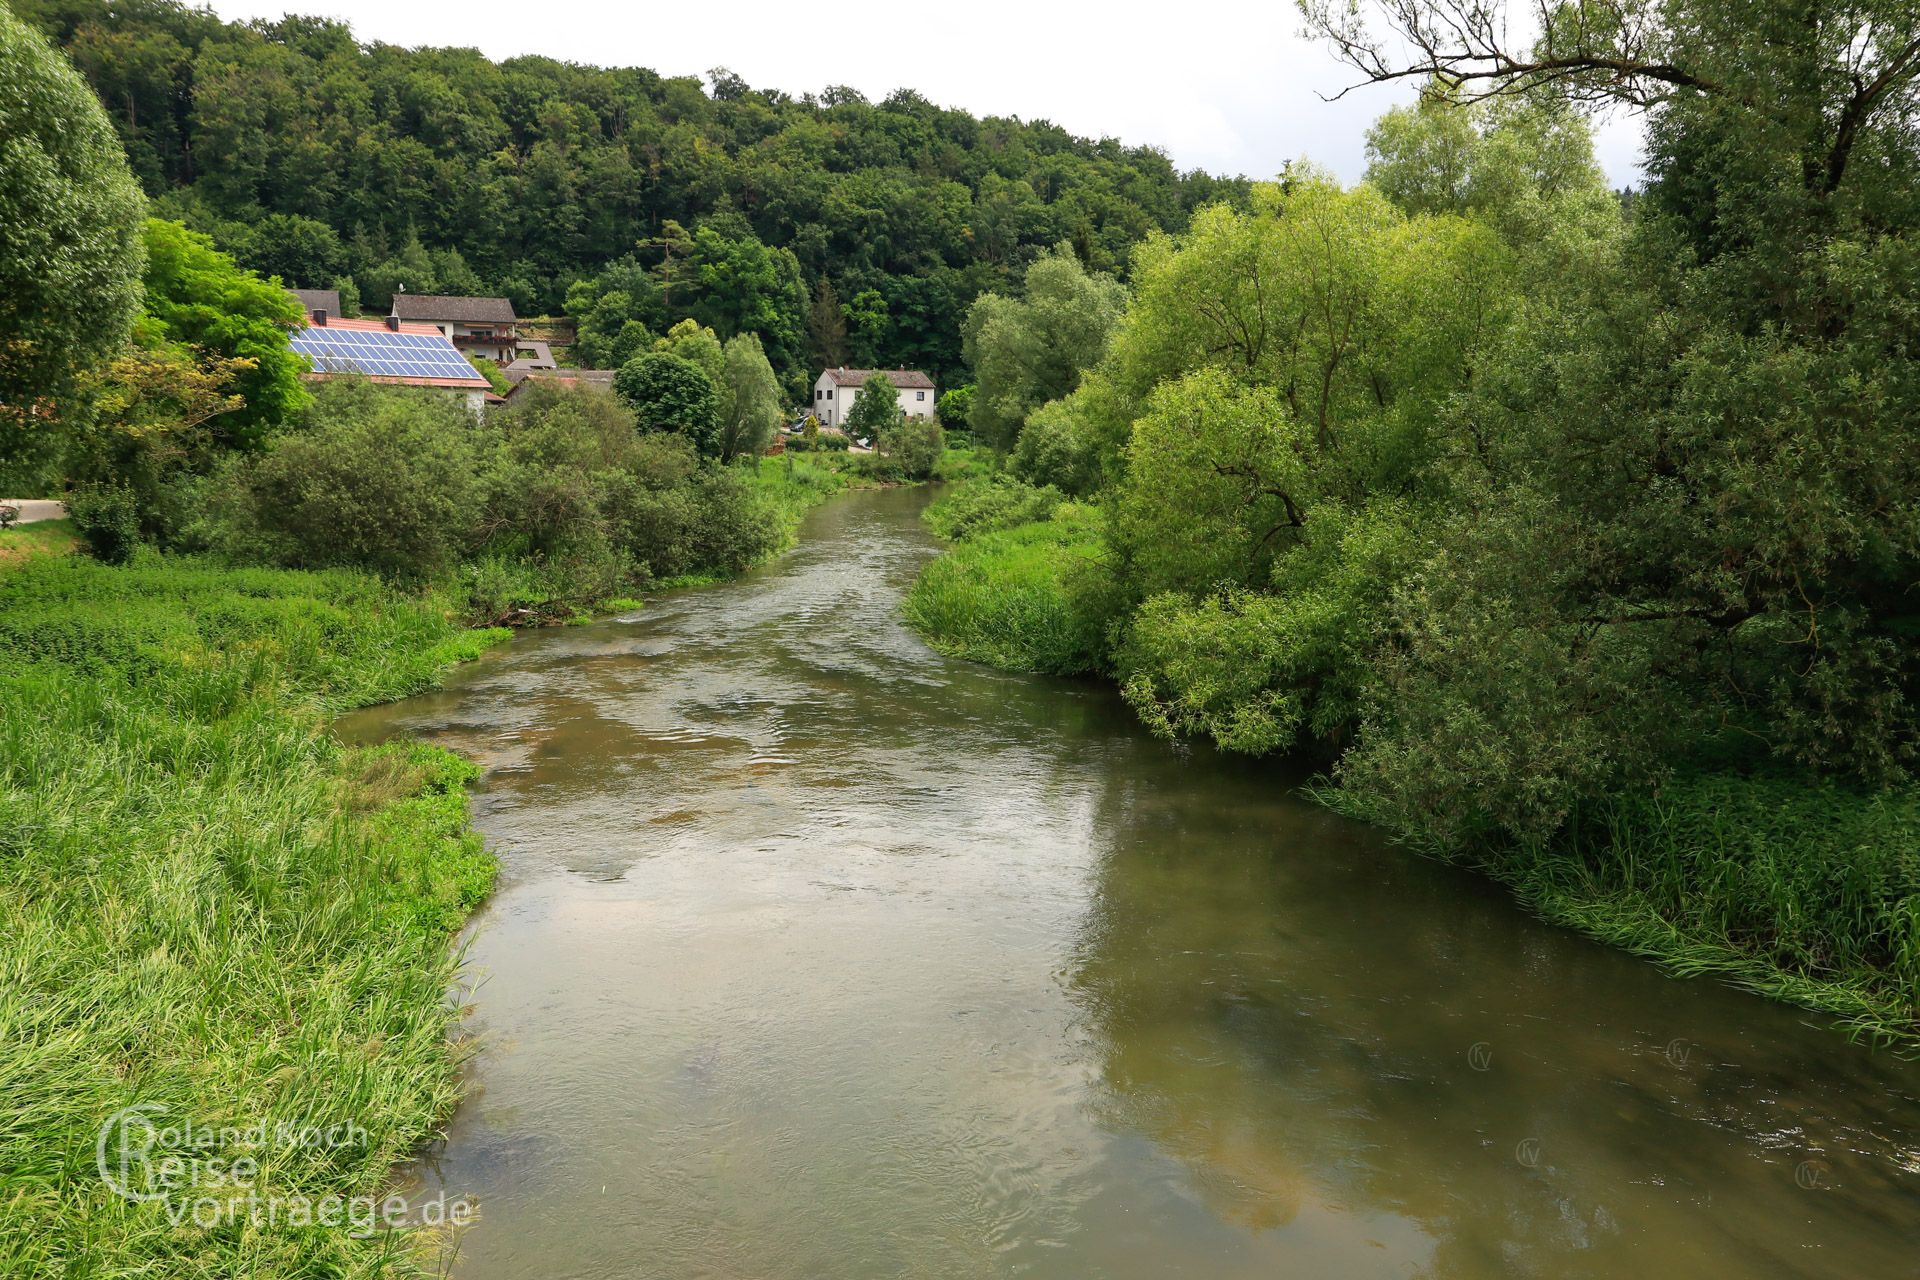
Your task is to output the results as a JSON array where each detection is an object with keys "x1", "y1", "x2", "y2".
[{"x1": 15, "y1": 0, "x2": 1245, "y2": 386}]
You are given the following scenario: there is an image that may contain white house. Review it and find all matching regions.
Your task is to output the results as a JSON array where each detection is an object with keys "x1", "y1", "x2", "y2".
[
  {"x1": 391, "y1": 294, "x2": 522, "y2": 364},
  {"x1": 811, "y1": 367, "x2": 936, "y2": 428}
]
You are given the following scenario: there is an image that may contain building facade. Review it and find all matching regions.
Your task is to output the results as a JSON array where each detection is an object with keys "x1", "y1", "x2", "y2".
[
  {"x1": 390, "y1": 294, "x2": 521, "y2": 364},
  {"x1": 811, "y1": 368, "x2": 936, "y2": 428}
]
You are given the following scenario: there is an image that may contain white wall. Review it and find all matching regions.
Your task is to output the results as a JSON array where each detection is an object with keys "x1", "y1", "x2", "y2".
[{"x1": 810, "y1": 373, "x2": 934, "y2": 427}]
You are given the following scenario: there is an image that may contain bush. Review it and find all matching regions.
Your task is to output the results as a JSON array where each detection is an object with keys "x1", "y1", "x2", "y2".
[
  {"x1": 924, "y1": 474, "x2": 1063, "y2": 541},
  {"x1": 200, "y1": 380, "x2": 483, "y2": 582},
  {"x1": 65, "y1": 481, "x2": 142, "y2": 564},
  {"x1": 878, "y1": 417, "x2": 943, "y2": 480}
]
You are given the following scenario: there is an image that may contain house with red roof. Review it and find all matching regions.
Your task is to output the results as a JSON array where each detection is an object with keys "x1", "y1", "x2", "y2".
[{"x1": 287, "y1": 309, "x2": 493, "y2": 416}]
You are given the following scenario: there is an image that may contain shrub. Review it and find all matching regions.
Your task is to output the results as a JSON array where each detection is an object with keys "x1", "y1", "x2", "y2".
[
  {"x1": 878, "y1": 417, "x2": 943, "y2": 480},
  {"x1": 65, "y1": 481, "x2": 142, "y2": 564},
  {"x1": 201, "y1": 380, "x2": 483, "y2": 581},
  {"x1": 924, "y1": 474, "x2": 1063, "y2": 541}
]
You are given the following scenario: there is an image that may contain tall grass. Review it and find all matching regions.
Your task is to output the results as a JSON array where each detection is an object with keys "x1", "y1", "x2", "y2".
[
  {"x1": 903, "y1": 504, "x2": 1109, "y2": 675},
  {"x1": 1319, "y1": 770, "x2": 1920, "y2": 1044},
  {"x1": 0, "y1": 551, "x2": 506, "y2": 1274}
]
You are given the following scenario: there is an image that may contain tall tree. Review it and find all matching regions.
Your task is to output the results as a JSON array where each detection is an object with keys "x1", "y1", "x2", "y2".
[
  {"x1": 806, "y1": 276, "x2": 849, "y2": 371},
  {"x1": 962, "y1": 243, "x2": 1126, "y2": 450},
  {"x1": 715, "y1": 333, "x2": 783, "y2": 462},
  {"x1": 0, "y1": 2, "x2": 146, "y2": 485}
]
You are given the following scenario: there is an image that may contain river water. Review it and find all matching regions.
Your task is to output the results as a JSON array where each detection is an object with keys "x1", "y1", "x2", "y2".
[{"x1": 340, "y1": 486, "x2": 1920, "y2": 1279}]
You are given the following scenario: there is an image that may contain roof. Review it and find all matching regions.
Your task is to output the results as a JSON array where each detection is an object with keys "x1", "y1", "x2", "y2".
[
  {"x1": 390, "y1": 294, "x2": 518, "y2": 324},
  {"x1": 501, "y1": 368, "x2": 617, "y2": 397},
  {"x1": 822, "y1": 367, "x2": 936, "y2": 391},
  {"x1": 288, "y1": 288, "x2": 341, "y2": 316},
  {"x1": 288, "y1": 317, "x2": 490, "y2": 389}
]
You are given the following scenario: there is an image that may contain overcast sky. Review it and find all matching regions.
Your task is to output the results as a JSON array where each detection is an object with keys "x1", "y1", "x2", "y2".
[{"x1": 209, "y1": 0, "x2": 1647, "y2": 188}]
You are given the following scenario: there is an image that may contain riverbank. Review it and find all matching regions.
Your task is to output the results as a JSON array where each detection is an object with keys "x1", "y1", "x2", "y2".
[
  {"x1": 902, "y1": 488, "x2": 1920, "y2": 1049},
  {"x1": 0, "y1": 453, "x2": 967, "y2": 1269},
  {"x1": 0, "y1": 541, "x2": 507, "y2": 1273}
]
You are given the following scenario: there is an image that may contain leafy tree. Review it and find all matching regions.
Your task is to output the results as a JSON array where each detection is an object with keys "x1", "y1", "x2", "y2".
[
  {"x1": 0, "y1": 2, "x2": 146, "y2": 484},
  {"x1": 806, "y1": 276, "x2": 849, "y2": 371},
  {"x1": 845, "y1": 373, "x2": 902, "y2": 438},
  {"x1": 962, "y1": 243, "x2": 1126, "y2": 449},
  {"x1": 614, "y1": 351, "x2": 721, "y2": 456},
  {"x1": 685, "y1": 227, "x2": 808, "y2": 378},
  {"x1": 139, "y1": 218, "x2": 307, "y2": 446},
  {"x1": 934, "y1": 384, "x2": 973, "y2": 431},
  {"x1": 716, "y1": 333, "x2": 783, "y2": 462},
  {"x1": 653, "y1": 318, "x2": 726, "y2": 384},
  {"x1": 879, "y1": 417, "x2": 943, "y2": 480}
]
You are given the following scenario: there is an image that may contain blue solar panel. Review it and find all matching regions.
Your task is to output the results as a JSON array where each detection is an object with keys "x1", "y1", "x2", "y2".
[{"x1": 289, "y1": 325, "x2": 486, "y2": 383}]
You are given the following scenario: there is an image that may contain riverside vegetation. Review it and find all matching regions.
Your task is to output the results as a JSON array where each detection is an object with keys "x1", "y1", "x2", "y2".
[
  {"x1": 0, "y1": 5, "x2": 964, "y2": 1269},
  {"x1": 908, "y1": 0, "x2": 1920, "y2": 1044},
  {"x1": 5, "y1": 0, "x2": 1920, "y2": 1267}
]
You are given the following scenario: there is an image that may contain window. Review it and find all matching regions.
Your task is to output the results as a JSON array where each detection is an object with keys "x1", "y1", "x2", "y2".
[
  {"x1": 815, "y1": 389, "x2": 822, "y2": 400},
  {"x1": 825, "y1": 389, "x2": 833, "y2": 400},
  {"x1": 916, "y1": 391, "x2": 926, "y2": 401}
]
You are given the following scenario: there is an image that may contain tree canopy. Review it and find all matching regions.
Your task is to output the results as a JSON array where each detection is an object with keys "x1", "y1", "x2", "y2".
[
  {"x1": 0, "y1": 1, "x2": 146, "y2": 483},
  {"x1": 18, "y1": 0, "x2": 1249, "y2": 388}
]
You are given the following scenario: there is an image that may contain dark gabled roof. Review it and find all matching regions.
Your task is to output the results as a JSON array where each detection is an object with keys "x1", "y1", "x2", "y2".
[
  {"x1": 500, "y1": 368, "x2": 617, "y2": 395},
  {"x1": 822, "y1": 367, "x2": 935, "y2": 390},
  {"x1": 289, "y1": 288, "x2": 340, "y2": 316},
  {"x1": 390, "y1": 294, "x2": 518, "y2": 324}
]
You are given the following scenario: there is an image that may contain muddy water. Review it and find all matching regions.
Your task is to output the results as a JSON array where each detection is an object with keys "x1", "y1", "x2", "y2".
[{"x1": 340, "y1": 486, "x2": 1920, "y2": 1279}]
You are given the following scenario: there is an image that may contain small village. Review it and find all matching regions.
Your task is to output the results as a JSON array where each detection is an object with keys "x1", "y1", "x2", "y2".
[{"x1": 284, "y1": 286, "x2": 940, "y2": 451}]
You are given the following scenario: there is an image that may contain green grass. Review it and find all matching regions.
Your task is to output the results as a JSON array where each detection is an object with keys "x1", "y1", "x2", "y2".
[
  {"x1": 0, "y1": 516, "x2": 80, "y2": 569},
  {"x1": 1319, "y1": 769, "x2": 1920, "y2": 1046},
  {"x1": 902, "y1": 505, "x2": 1109, "y2": 675},
  {"x1": 0, "y1": 551, "x2": 508, "y2": 1274}
]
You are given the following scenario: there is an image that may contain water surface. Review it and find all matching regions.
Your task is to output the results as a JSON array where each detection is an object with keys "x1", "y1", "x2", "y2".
[{"x1": 341, "y1": 486, "x2": 1920, "y2": 1279}]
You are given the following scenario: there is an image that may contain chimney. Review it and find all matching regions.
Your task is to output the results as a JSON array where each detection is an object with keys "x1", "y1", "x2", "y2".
[
  {"x1": 385, "y1": 315, "x2": 400, "y2": 331},
  {"x1": 311, "y1": 308, "x2": 328, "y2": 325}
]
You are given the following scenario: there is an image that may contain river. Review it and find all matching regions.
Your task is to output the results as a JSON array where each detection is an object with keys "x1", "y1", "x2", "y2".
[{"x1": 339, "y1": 485, "x2": 1920, "y2": 1279}]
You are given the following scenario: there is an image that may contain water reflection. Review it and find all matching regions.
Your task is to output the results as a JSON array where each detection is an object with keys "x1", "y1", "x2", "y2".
[{"x1": 341, "y1": 487, "x2": 1920, "y2": 1280}]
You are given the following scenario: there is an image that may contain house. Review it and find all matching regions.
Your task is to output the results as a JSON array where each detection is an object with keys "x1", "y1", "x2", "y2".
[
  {"x1": 287, "y1": 287, "x2": 341, "y2": 319},
  {"x1": 287, "y1": 311, "x2": 492, "y2": 416},
  {"x1": 499, "y1": 367, "x2": 617, "y2": 402},
  {"x1": 811, "y1": 367, "x2": 936, "y2": 428},
  {"x1": 390, "y1": 294, "x2": 520, "y2": 364}
]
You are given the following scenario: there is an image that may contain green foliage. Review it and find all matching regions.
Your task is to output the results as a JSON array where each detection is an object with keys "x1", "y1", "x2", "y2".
[
  {"x1": 877, "y1": 417, "x2": 944, "y2": 481},
  {"x1": 614, "y1": 351, "x2": 722, "y2": 455},
  {"x1": 962, "y1": 243, "x2": 1127, "y2": 449},
  {"x1": 902, "y1": 504, "x2": 1112, "y2": 675},
  {"x1": 201, "y1": 380, "x2": 482, "y2": 581},
  {"x1": 0, "y1": 547, "x2": 506, "y2": 1272},
  {"x1": 846, "y1": 373, "x2": 903, "y2": 438},
  {"x1": 716, "y1": 333, "x2": 784, "y2": 461},
  {"x1": 139, "y1": 218, "x2": 308, "y2": 445},
  {"x1": 934, "y1": 383, "x2": 973, "y2": 430},
  {"x1": 923, "y1": 474, "x2": 1063, "y2": 541},
  {"x1": 64, "y1": 480, "x2": 143, "y2": 565},
  {"x1": 25, "y1": 0, "x2": 1247, "y2": 382},
  {"x1": 0, "y1": 3, "x2": 146, "y2": 485}
]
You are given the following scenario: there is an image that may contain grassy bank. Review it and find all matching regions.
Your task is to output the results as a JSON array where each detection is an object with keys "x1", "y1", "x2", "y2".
[
  {"x1": 903, "y1": 503, "x2": 1108, "y2": 675},
  {"x1": 0, "y1": 549, "x2": 507, "y2": 1274},
  {"x1": 905, "y1": 484, "x2": 1920, "y2": 1048}
]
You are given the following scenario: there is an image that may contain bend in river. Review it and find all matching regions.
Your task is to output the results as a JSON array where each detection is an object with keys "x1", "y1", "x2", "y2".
[{"x1": 340, "y1": 486, "x2": 1920, "y2": 1280}]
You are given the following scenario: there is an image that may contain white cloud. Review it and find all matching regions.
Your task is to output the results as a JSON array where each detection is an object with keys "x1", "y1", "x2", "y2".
[{"x1": 207, "y1": 0, "x2": 1646, "y2": 186}]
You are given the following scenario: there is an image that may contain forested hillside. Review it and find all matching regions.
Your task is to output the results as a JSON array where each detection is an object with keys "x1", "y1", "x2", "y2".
[{"x1": 16, "y1": 0, "x2": 1245, "y2": 385}]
